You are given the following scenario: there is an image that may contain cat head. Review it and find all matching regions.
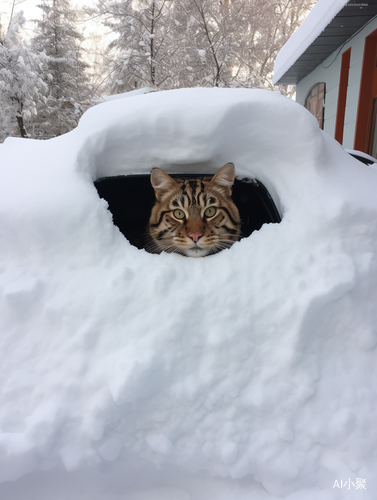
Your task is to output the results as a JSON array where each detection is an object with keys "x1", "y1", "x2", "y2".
[{"x1": 146, "y1": 163, "x2": 241, "y2": 257}]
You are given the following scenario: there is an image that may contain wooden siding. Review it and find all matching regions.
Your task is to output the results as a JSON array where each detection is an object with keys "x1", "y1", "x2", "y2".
[
  {"x1": 295, "y1": 17, "x2": 377, "y2": 150},
  {"x1": 335, "y1": 48, "x2": 351, "y2": 144}
]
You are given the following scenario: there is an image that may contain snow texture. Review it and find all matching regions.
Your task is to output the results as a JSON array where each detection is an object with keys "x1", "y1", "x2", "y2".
[
  {"x1": 1, "y1": 87, "x2": 377, "y2": 499},
  {"x1": 273, "y1": 0, "x2": 349, "y2": 84}
]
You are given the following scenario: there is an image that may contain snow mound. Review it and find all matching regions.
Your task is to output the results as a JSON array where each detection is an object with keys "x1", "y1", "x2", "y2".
[{"x1": 1, "y1": 88, "x2": 377, "y2": 499}]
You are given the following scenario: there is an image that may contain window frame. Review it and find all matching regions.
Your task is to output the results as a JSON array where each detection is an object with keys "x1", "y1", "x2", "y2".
[{"x1": 304, "y1": 82, "x2": 326, "y2": 130}]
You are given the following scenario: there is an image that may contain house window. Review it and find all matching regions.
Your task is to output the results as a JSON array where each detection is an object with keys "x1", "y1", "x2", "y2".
[{"x1": 304, "y1": 83, "x2": 325, "y2": 129}]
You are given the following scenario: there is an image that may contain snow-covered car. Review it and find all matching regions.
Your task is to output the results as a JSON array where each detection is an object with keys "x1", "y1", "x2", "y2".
[
  {"x1": 346, "y1": 148, "x2": 377, "y2": 166},
  {"x1": 1, "y1": 88, "x2": 377, "y2": 500}
]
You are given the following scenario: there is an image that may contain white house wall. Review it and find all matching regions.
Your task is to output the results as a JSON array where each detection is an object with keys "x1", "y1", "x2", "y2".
[{"x1": 295, "y1": 16, "x2": 377, "y2": 149}]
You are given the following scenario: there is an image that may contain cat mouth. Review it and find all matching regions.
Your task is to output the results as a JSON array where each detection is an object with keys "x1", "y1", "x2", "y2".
[{"x1": 184, "y1": 245, "x2": 210, "y2": 258}]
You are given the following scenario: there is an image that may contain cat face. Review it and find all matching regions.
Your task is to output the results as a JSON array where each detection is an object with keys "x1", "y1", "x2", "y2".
[{"x1": 146, "y1": 163, "x2": 241, "y2": 257}]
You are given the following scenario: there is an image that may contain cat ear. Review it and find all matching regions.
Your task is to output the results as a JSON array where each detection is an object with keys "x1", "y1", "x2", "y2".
[
  {"x1": 211, "y1": 163, "x2": 235, "y2": 197},
  {"x1": 150, "y1": 168, "x2": 177, "y2": 201}
]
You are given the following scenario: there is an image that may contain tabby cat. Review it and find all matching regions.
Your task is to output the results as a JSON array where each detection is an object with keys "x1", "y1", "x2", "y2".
[{"x1": 145, "y1": 163, "x2": 241, "y2": 257}]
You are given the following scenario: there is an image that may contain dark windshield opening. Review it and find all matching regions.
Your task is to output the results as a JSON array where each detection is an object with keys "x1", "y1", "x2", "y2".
[{"x1": 94, "y1": 174, "x2": 281, "y2": 250}]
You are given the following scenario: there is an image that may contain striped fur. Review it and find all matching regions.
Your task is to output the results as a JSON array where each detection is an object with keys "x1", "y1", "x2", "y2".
[{"x1": 145, "y1": 163, "x2": 241, "y2": 257}]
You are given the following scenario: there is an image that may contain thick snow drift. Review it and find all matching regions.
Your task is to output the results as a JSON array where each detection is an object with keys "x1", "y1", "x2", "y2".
[{"x1": 0, "y1": 88, "x2": 377, "y2": 499}]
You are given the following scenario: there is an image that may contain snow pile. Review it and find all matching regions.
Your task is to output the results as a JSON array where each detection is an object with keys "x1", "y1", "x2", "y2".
[
  {"x1": 1, "y1": 88, "x2": 377, "y2": 499},
  {"x1": 273, "y1": 0, "x2": 348, "y2": 84}
]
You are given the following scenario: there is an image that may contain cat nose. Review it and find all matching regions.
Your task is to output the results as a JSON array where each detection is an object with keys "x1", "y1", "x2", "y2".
[{"x1": 189, "y1": 233, "x2": 202, "y2": 243}]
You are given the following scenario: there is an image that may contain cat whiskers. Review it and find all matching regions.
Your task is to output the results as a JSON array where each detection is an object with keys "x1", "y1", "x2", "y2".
[
  {"x1": 207, "y1": 239, "x2": 237, "y2": 255},
  {"x1": 145, "y1": 236, "x2": 185, "y2": 255}
]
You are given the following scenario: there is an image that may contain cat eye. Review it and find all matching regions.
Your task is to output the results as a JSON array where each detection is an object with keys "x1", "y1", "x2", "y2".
[
  {"x1": 173, "y1": 209, "x2": 185, "y2": 220},
  {"x1": 204, "y1": 206, "x2": 217, "y2": 218}
]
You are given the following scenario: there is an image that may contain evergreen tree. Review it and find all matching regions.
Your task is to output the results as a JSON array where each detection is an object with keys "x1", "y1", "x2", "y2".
[
  {"x1": 0, "y1": 11, "x2": 48, "y2": 142},
  {"x1": 31, "y1": 0, "x2": 91, "y2": 138}
]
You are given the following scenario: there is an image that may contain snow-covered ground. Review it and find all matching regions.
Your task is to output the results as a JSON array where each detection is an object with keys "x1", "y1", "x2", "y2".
[{"x1": 0, "y1": 88, "x2": 377, "y2": 499}]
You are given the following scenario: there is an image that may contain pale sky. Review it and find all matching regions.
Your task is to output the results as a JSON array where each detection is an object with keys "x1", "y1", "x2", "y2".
[
  {"x1": 1, "y1": 0, "x2": 98, "y2": 35},
  {"x1": 1, "y1": 0, "x2": 109, "y2": 51},
  {"x1": 2, "y1": 0, "x2": 97, "y2": 18}
]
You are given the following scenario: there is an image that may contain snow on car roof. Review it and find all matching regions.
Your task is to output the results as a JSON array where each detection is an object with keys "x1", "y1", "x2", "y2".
[{"x1": 0, "y1": 88, "x2": 377, "y2": 499}]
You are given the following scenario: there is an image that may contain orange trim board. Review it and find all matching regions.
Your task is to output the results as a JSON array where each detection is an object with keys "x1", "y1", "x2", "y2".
[
  {"x1": 354, "y1": 29, "x2": 377, "y2": 153},
  {"x1": 335, "y1": 48, "x2": 351, "y2": 145},
  {"x1": 372, "y1": 67, "x2": 377, "y2": 98}
]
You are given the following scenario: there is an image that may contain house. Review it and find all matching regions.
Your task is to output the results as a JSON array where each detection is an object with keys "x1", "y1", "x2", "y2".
[{"x1": 273, "y1": 0, "x2": 377, "y2": 157}]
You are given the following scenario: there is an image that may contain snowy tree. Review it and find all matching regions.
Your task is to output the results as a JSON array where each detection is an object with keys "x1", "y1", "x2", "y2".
[
  {"x1": 239, "y1": 0, "x2": 318, "y2": 94},
  {"x1": 174, "y1": 0, "x2": 317, "y2": 90},
  {"x1": 31, "y1": 0, "x2": 92, "y2": 138},
  {"x1": 95, "y1": 0, "x2": 317, "y2": 94},
  {"x1": 84, "y1": 24, "x2": 108, "y2": 96},
  {"x1": 94, "y1": 0, "x2": 179, "y2": 92},
  {"x1": 172, "y1": 0, "x2": 255, "y2": 88},
  {"x1": 0, "y1": 10, "x2": 48, "y2": 142}
]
